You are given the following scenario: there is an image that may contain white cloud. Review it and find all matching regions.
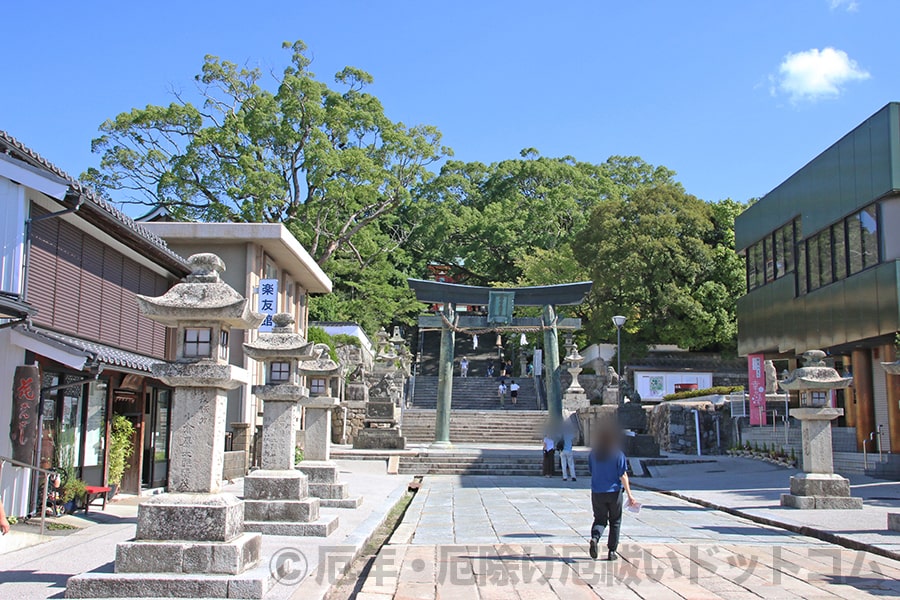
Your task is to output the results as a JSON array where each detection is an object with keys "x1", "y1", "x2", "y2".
[
  {"x1": 770, "y1": 47, "x2": 870, "y2": 103},
  {"x1": 829, "y1": 0, "x2": 860, "y2": 12}
]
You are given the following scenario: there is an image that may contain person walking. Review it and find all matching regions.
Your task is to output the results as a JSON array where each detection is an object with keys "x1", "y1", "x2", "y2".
[
  {"x1": 587, "y1": 426, "x2": 636, "y2": 561},
  {"x1": 505, "y1": 359, "x2": 514, "y2": 378},
  {"x1": 460, "y1": 356, "x2": 469, "y2": 378},
  {"x1": 560, "y1": 426, "x2": 576, "y2": 481},
  {"x1": 509, "y1": 380, "x2": 520, "y2": 406},
  {"x1": 542, "y1": 432, "x2": 556, "y2": 477},
  {"x1": 497, "y1": 379, "x2": 507, "y2": 407}
]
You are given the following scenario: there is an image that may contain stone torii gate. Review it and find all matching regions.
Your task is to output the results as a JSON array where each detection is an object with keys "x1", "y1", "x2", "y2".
[{"x1": 408, "y1": 278, "x2": 592, "y2": 446}]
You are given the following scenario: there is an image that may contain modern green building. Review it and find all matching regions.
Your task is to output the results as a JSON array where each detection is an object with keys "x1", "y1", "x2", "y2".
[{"x1": 736, "y1": 103, "x2": 900, "y2": 459}]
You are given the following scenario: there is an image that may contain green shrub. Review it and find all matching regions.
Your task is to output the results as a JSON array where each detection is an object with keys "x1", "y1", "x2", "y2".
[
  {"x1": 332, "y1": 334, "x2": 361, "y2": 348},
  {"x1": 662, "y1": 386, "x2": 744, "y2": 401},
  {"x1": 295, "y1": 447, "x2": 304, "y2": 464},
  {"x1": 108, "y1": 414, "x2": 135, "y2": 486},
  {"x1": 307, "y1": 327, "x2": 339, "y2": 362},
  {"x1": 62, "y1": 478, "x2": 86, "y2": 504}
]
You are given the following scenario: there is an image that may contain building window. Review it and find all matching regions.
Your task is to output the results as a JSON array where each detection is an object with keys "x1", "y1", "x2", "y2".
[
  {"x1": 781, "y1": 222, "x2": 795, "y2": 276},
  {"x1": 747, "y1": 219, "x2": 799, "y2": 292},
  {"x1": 833, "y1": 221, "x2": 847, "y2": 281},
  {"x1": 219, "y1": 330, "x2": 229, "y2": 360},
  {"x1": 764, "y1": 235, "x2": 775, "y2": 283},
  {"x1": 807, "y1": 235, "x2": 820, "y2": 291},
  {"x1": 818, "y1": 229, "x2": 833, "y2": 287},
  {"x1": 184, "y1": 328, "x2": 212, "y2": 357},
  {"x1": 799, "y1": 203, "x2": 880, "y2": 295},
  {"x1": 860, "y1": 205, "x2": 879, "y2": 269},
  {"x1": 270, "y1": 361, "x2": 291, "y2": 383},
  {"x1": 310, "y1": 378, "x2": 326, "y2": 395}
]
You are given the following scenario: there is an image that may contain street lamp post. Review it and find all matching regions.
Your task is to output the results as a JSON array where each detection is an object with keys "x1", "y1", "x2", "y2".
[{"x1": 612, "y1": 315, "x2": 626, "y2": 405}]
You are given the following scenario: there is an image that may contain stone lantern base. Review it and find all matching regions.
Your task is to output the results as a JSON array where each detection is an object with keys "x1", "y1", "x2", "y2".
[
  {"x1": 780, "y1": 473, "x2": 863, "y2": 509},
  {"x1": 296, "y1": 461, "x2": 363, "y2": 508},
  {"x1": 243, "y1": 469, "x2": 339, "y2": 537}
]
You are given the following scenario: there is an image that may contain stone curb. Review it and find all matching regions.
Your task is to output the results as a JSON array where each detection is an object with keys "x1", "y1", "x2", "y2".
[
  {"x1": 291, "y1": 478, "x2": 413, "y2": 600},
  {"x1": 633, "y1": 482, "x2": 900, "y2": 563}
]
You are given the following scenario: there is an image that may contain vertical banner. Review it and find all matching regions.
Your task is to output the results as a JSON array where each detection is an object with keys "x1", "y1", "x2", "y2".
[
  {"x1": 10, "y1": 365, "x2": 40, "y2": 463},
  {"x1": 258, "y1": 279, "x2": 278, "y2": 332},
  {"x1": 747, "y1": 354, "x2": 767, "y2": 425}
]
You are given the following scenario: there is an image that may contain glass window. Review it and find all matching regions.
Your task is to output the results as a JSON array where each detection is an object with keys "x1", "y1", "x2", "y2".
[
  {"x1": 751, "y1": 243, "x2": 764, "y2": 289},
  {"x1": 797, "y1": 236, "x2": 807, "y2": 296},
  {"x1": 818, "y1": 229, "x2": 832, "y2": 286},
  {"x1": 782, "y1": 223, "x2": 795, "y2": 274},
  {"x1": 746, "y1": 250, "x2": 757, "y2": 291},
  {"x1": 83, "y1": 381, "x2": 107, "y2": 468},
  {"x1": 861, "y1": 205, "x2": 879, "y2": 269},
  {"x1": 184, "y1": 328, "x2": 212, "y2": 357},
  {"x1": 764, "y1": 236, "x2": 775, "y2": 282},
  {"x1": 847, "y1": 214, "x2": 863, "y2": 275},
  {"x1": 774, "y1": 232, "x2": 785, "y2": 278},
  {"x1": 807, "y1": 236, "x2": 820, "y2": 290},
  {"x1": 310, "y1": 378, "x2": 326, "y2": 395},
  {"x1": 270, "y1": 361, "x2": 291, "y2": 383},
  {"x1": 833, "y1": 222, "x2": 847, "y2": 281}
]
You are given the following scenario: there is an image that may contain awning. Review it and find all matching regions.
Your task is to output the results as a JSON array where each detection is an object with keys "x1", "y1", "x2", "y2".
[
  {"x1": 0, "y1": 293, "x2": 36, "y2": 320},
  {"x1": 11, "y1": 325, "x2": 164, "y2": 375}
]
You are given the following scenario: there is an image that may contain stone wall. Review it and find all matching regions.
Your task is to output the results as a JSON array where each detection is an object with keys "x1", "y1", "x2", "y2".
[
  {"x1": 331, "y1": 401, "x2": 367, "y2": 444},
  {"x1": 648, "y1": 400, "x2": 734, "y2": 455},
  {"x1": 222, "y1": 450, "x2": 246, "y2": 481}
]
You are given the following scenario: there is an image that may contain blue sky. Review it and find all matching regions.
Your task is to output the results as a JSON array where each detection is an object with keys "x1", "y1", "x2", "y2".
[{"x1": 2, "y1": 0, "x2": 897, "y2": 209}]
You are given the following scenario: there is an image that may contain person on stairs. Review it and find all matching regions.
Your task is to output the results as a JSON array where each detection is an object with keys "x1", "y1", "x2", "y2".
[
  {"x1": 588, "y1": 425, "x2": 637, "y2": 562},
  {"x1": 460, "y1": 356, "x2": 469, "y2": 378},
  {"x1": 542, "y1": 432, "x2": 556, "y2": 477},
  {"x1": 509, "y1": 380, "x2": 520, "y2": 406},
  {"x1": 497, "y1": 379, "x2": 507, "y2": 407}
]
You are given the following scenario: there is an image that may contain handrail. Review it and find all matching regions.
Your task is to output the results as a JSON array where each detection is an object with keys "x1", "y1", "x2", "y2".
[{"x1": 0, "y1": 454, "x2": 53, "y2": 536}]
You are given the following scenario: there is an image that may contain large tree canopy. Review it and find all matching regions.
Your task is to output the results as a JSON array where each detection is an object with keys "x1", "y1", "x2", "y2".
[
  {"x1": 84, "y1": 40, "x2": 450, "y2": 267},
  {"x1": 574, "y1": 185, "x2": 745, "y2": 352}
]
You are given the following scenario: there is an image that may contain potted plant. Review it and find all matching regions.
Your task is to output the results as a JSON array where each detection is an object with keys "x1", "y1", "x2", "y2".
[
  {"x1": 107, "y1": 414, "x2": 135, "y2": 498},
  {"x1": 62, "y1": 478, "x2": 87, "y2": 513}
]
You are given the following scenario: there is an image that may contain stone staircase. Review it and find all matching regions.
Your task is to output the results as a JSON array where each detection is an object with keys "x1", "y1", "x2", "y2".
[
  {"x1": 402, "y1": 408, "x2": 547, "y2": 444},
  {"x1": 397, "y1": 448, "x2": 591, "y2": 476},
  {"x1": 410, "y1": 375, "x2": 540, "y2": 410}
]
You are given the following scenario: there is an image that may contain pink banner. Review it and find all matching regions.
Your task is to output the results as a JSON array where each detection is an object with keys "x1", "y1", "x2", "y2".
[{"x1": 747, "y1": 354, "x2": 767, "y2": 426}]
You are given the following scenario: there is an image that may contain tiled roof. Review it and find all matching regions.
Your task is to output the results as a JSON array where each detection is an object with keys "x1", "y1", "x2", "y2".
[
  {"x1": 20, "y1": 326, "x2": 164, "y2": 373},
  {"x1": 0, "y1": 129, "x2": 187, "y2": 269},
  {"x1": 628, "y1": 352, "x2": 747, "y2": 372}
]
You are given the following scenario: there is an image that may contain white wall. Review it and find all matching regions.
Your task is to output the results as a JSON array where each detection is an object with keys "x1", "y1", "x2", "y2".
[
  {"x1": 0, "y1": 177, "x2": 26, "y2": 295},
  {"x1": 0, "y1": 329, "x2": 32, "y2": 517},
  {"x1": 635, "y1": 370, "x2": 713, "y2": 400}
]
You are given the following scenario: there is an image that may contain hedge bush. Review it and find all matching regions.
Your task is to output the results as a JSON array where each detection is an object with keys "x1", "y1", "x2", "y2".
[{"x1": 662, "y1": 386, "x2": 743, "y2": 401}]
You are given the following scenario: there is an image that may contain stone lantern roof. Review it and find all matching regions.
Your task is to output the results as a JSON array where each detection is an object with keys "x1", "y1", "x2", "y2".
[
  {"x1": 298, "y1": 344, "x2": 341, "y2": 376},
  {"x1": 243, "y1": 313, "x2": 317, "y2": 361},
  {"x1": 779, "y1": 350, "x2": 853, "y2": 391},
  {"x1": 136, "y1": 253, "x2": 263, "y2": 328}
]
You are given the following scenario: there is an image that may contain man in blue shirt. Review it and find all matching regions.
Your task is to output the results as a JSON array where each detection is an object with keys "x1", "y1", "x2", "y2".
[{"x1": 587, "y1": 428, "x2": 636, "y2": 561}]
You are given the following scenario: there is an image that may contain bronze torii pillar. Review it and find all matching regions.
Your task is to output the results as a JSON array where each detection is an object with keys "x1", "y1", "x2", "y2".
[{"x1": 542, "y1": 304, "x2": 562, "y2": 422}]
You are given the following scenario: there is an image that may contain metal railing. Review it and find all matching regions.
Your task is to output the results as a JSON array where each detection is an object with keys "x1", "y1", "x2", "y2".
[{"x1": 0, "y1": 454, "x2": 55, "y2": 536}]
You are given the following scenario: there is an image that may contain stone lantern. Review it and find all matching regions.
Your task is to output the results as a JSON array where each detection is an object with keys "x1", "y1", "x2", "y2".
[
  {"x1": 68, "y1": 253, "x2": 269, "y2": 598},
  {"x1": 298, "y1": 344, "x2": 362, "y2": 507},
  {"x1": 354, "y1": 327, "x2": 408, "y2": 450},
  {"x1": 241, "y1": 313, "x2": 338, "y2": 536},
  {"x1": 779, "y1": 350, "x2": 862, "y2": 509},
  {"x1": 563, "y1": 333, "x2": 588, "y2": 412}
]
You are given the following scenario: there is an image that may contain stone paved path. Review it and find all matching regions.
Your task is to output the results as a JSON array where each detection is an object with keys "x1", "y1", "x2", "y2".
[{"x1": 356, "y1": 475, "x2": 900, "y2": 599}]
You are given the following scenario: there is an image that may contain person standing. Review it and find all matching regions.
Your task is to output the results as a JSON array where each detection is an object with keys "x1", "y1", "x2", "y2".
[
  {"x1": 542, "y1": 433, "x2": 556, "y2": 477},
  {"x1": 505, "y1": 359, "x2": 514, "y2": 378},
  {"x1": 509, "y1": 380, "x2": 520, "y2": 406},
  {"x1": 587, "y1": 427, "x2": 636, "y2": 561},
  {"x1": 460, "y1": 356, "x2": 469, "y2": 378},
  {"x1": 560, "y1": 426, "x2": 576, "y2": 481},
  {"x1": 497, "y1": 379, "x2": 507, "y2": 407},
  {"x1": 486, "y1": 361, "x2": 495, "y2": 377}
]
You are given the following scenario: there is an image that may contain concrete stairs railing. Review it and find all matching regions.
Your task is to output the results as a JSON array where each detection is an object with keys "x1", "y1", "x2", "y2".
[{"x1": 410, "y1": 375, "x2": 539, "y2": 410}]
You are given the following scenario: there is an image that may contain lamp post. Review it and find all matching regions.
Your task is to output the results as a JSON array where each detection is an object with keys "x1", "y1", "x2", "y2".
[{"x1": 612, "y1": 315, "x2": 626, "y2": 405}]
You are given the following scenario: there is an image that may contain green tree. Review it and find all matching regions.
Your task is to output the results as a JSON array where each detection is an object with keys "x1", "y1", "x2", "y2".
[{"x1": 574, "y1": 184, "x2": 742, "y2": 352}]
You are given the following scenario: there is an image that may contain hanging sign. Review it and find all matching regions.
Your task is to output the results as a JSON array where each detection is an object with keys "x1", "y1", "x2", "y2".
[
  {"x1": 747, "y1": 354, "x2": 768, "y2": 426},
  {"x1": 258, "y1": 279, "x2": 278, "y2": 332},
  {"x1": 10, "y1": 365, "x2": 40, "y2": 463}
]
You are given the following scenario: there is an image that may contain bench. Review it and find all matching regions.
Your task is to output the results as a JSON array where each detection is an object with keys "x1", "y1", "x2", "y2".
[{"x1": 83, "y1": 485, "x2": 111, "y2": 512}]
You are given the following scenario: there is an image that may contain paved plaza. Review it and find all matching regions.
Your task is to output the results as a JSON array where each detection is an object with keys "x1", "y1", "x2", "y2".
[{"x1": 358, "y1": 460, "x2": 900, "y2": 599}]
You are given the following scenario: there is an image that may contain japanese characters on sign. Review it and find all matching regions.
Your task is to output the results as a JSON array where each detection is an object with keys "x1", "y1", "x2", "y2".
[
  {"x1": 10, "y1": 365, "x2": 40, "y2": 463},
  {"x1": 258, "y1": 278, "x2": 279, "y2": 333},
  {"x1": 747, "y1": 353, "x2": 767, "y2": 426}
]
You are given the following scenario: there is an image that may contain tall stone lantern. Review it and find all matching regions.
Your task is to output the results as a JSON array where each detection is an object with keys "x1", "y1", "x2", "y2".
[
  {"x1": 68, "y1": 253, "x2": 269, "y2": 599},
  {"x1": 298, "y1": 344, "x2": 362, "y2": 508},
  {"x1": 779, "y1": 350, "x2": 862, "y2": 509},
  {"x1": 563, "y1": 333, "x2": 589, "y2": 412},
  {"x1": 241, "y1": 313, "x2": 338, "y2": 536}
]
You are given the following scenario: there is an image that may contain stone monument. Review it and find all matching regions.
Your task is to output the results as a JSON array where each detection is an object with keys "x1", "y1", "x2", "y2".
[
  {"x1": 241, "y1": 313, "x2": 338, "y2": 536},
  {"x1": 779, "y1": 350, "x2": 862, "y2": 510},
  {"x1": 354, "y1": 327, "x2": 407, "y2": 449},
  {"x1": 67, "y1": 253, "x2": 269, "y2": 598},
  {"x1": 562, "y1": 333, "x2": 589, "y2": 412},
  {"x1": 602, "y1": 366, "x2": 620, "y2": 405},
  {"x1": 297, "y1": 344, "x2": 362, "y2": 508}
]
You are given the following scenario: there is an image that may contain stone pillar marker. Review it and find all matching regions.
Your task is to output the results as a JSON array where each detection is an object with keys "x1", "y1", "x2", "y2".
[
  {"x1": 297, "y1": 343, "x2": 363, "y2": 508},
  {"x1": 67, "y1": 253, "x2": 270, "y2": 599},
  {"x1": 241, "y1": 313, "x2": 338, "y2": 536},
  {"x1": 779, "y1": 350, "x2": 863, "y2": 510},
  {"x1": 434, "y1": 303, "x2": 456, "y2": 446}
]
